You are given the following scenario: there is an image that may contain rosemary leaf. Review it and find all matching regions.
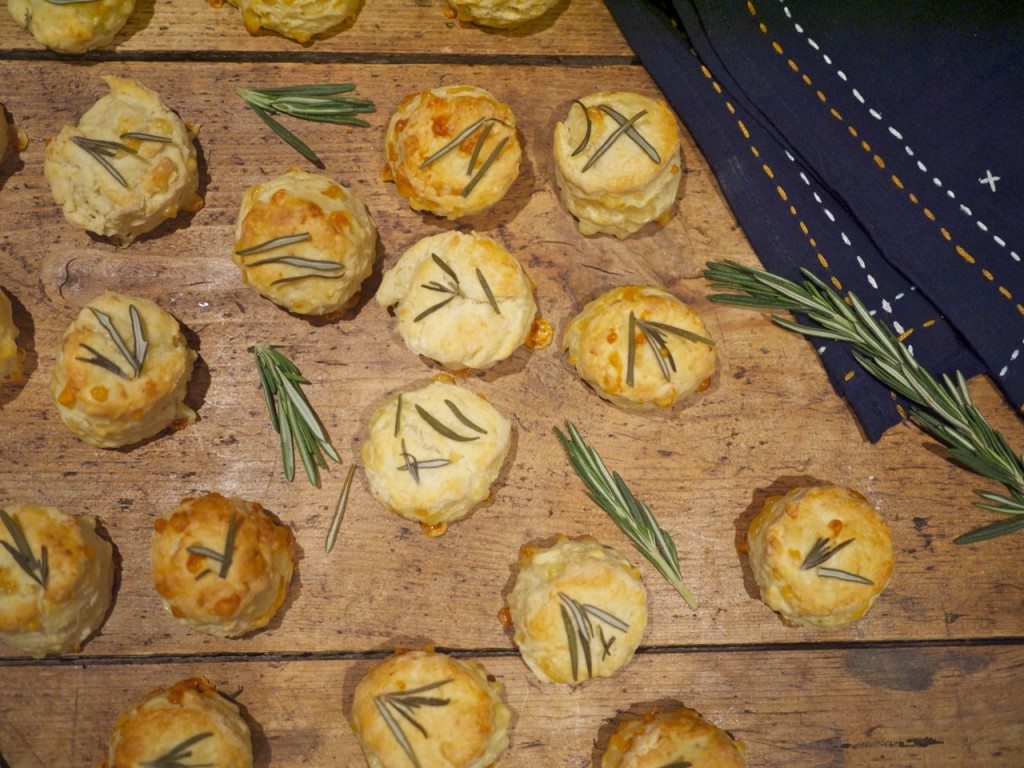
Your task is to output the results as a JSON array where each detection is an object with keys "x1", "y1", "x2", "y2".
[
  {"x1": 70, "y1": 136, "x2": 130, "y2": 187},
  {"x1": 396, "y1": 458, "x2": 452, "y2": 472},
  {"x1": 419, "y1": 117, "x2": 490, "y2": 169},
  {"x1": 236, "y1": 232, "x2": 311, "y2": 256},
  {"x1": 817, "y1": 566, "x2": 874, "y2": 585},
  {"x1": 326, "y1": 464, "x2": 357, "y2": 554},
  {"x1": 247, "y1": 104, "x2": 322, "y2": 166},
  {"x1": 76, "y1": 343, "x2": 129, "y2": 380},
  {"x1": 597, "y1": 104, "x2": 661, "y2": 164},
  {"x1": 415, "y1": 404, "x2": 479, "y2": 442},
  {"x1": 560, "y1": 604, "x2": 580, "y2": 682},
  {"x1": 644, "y1": 320, "x2": 715, "y2": 347},
  {"x1": 444, "y1": 398, "x2": 487, "y2": 434},
  {"x1": 626, "y1": 311, "x2": 638, "y2": 387},
  {"x1": 374, "y1": 679, "x2": 451, "y2": 768},
  {"x1": 400, "y1": 439, "x2": 421, "y2": 485},
  {"x1": 271, "y1": 273, "x2": 346, "y2": 287},
  {"x1": 87, "y1": 305, "x2": 146, "y2": 379},
  {"x1": 462, "y1": 136, "x2": 509, "y2": 197},
  {"x1": 219, "y1": 515, "x2": 238, "y2": 578},
  {"x1": 476, "y1": 268, "x2": 501, "y2": 315},
  {"x1": 248, "y1": 255, "x2": 343, "y2": 271},
  {"x1": 467, "y1": 121, "x2": 494, "y2": 175},
  {"x1": 413, "y1": 295, "x2": 456, "y2": 323},
  {"x1": 581, "y1": 109, "x2": 647, "y2": 173},
  {"x1": 0, "y1": 509, "x2": 48, "y2": 588},
  {"x1": 120, "y1": 132, "x2": 173, "y2": 143},
  {"x1": 394, "y1": 393, "x2": 403, "y2": 437},
  {"x1": 570, "y1": 100, "x2": 592, "y2": 157},
  {"x1": 800, "y1": 537, "x2": 853, "y2": 570},
  {"x1": 141, "y1": 732, "x2": 213, "y2": 768}
]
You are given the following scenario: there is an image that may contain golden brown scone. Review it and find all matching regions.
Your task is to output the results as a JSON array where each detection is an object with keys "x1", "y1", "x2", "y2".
[
  {"x1": 44, "y1": 76, "x2": 201, "y2": 246},
  {"x1": 563, "y1": 285, "x2": 716, "y2": 410},
  {"x1": 233, "y1": 170, "x2": 378, "y2": 316},
  {"x1": 361, "y1": 380, "x2": 511, "y2": 533},
  {"x1": 747, "y1": 484, "x2": 895, "y2": 630},
  {"x1": 601, "y1": 706, "x2": 746, "y2": 768},
  {"x1": 383, "y1": 85, "x2": 521, "y2": 219},
  {"x1": 151, "y1": 493, "x2": 295, "y2": 638},
  {"x1": 105, "y1": 677, "x2": 253, "y2": 768},
  {"x1": 0, "y1": 107, "x2": 8, "y2": 163},
  {"x1": 239, "y1": 0, "x2": 361, "y2": 43},
  {"x1": 446, "y1": 0, "x2": 560, "y2": 28},
  {"x1": 0, "y1": 504, "x2": 113, "y2": 657},
  {"x1": 376, "y1": 231, "x2": 537, "y2": 370},
  {"x1": 7, "y1": 0, "x2": 135, "y2": 54},
  {"x1": 0, "y1": 288, "x2": 23, "y2": 383},
  {"x1": 553, "y1": 91, "x2": 682, "y2": 238},
  {"x1": 351, "y1": 650, "x2": 510, "y2": 768},
  {"x1": 507, "y1": 536, "x2": 647, "y2": 685},
  {"x1": 52, "y1": 293, "x2": 196, "y2": 448}
]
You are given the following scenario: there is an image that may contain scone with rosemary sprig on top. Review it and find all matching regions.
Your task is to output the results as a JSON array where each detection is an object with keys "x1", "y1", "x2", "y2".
[
  {"x1": 7, "y1": 0, "x2": 135, "y2": 54},
  {"x1": 0, "y1": 288, "x2": 23, "y2": 383},
  {"x1": 238, "y1": 0, "x2": 362, "y2": 43},
  {"x1": 44, "y1": 76, "x2": 201, "y2": 246},
  {"x1": 601, "y1": 705, "x2": 747, "y2": 768}
]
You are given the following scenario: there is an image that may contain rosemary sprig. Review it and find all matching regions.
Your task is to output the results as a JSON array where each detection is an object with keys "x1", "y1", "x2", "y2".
[
  {"x1": 476, "y1": 268, "x2": 501, "y2": 315},
  {"x1": 444, "y1": 399, "x2": 486, "y2": 434},
  {"x1": 558, "y1": 591, "x2": 629, "y2": 681},
  {"x1": 800, "y1": 536, "x2": 872, "y2": 585},
  {"x1": 415, "y1": 254, "x2": 463, "y2": 322},
  {"x1": 70, "y1": 135, "x2": 135, "y2": 188},
  {"x1": 597, "y1": 105, "x2": 661, "y2": 164},
  {"x1": 570, "y1": 100, "x2": 592, "y2": 157},
  {"x1": 394, "y1": 394, "x2": 403, "y2": 437},
  {"x1": 252, "y1": 342, "x2": 341, "y2": 486},
  {"x1": 419, "y1": 117, "x2": 502, "y2": 169},
  {"x1": 625, "y1": 311, "x2": 714, "y2": 387},
  {"x1": 236, "y1": 233, "x2": 311, "y2": 256},
  {"x1": 462, "y1": 136, "x2": 509, "y2": 198},
  {"x1": 77, "y1": 305, "x2": 148, "y2": 380},
  {"x1": 818, "y1": 566, "x2": 874, "y2": 585},
  {"x1": 236, "y1": 84, "x2": 375, "y2": 167},
  {"x1": 76, "y1": 343, "x2": 128, "y2": 380},
  {"x1": 0, "y1": 509, "x2": 48, "y2": 588},
  {"x1": 186, "y1": 514, "x2": 238, "y2": 580},
  {"x1": 660, "y1": 762, "x2": 693, "y2": 768},
  {"x1": 704, "y1": 259, "x2": 1024, "y2": 544},
  {"x1": 466, "y1": 121, "x2": 494, "y2": 175},
  {"x1": 141, "y1": 732, "x2": 213, "y2": 768},
  {"x1": 120, "y1": 132, "x2": 172, "y2": 144},
  {"x1": 416, "y1": 404, "x2": 479, "y2": 442},
  {"x1": 556, "y1": 421, "x2": 697, "y2": 609},
  {"x1": 398, "y1": 439, "x2": 453, "y2": 484},
  {"x1": 581, "y1": 109, "x2": 647, "y2": 173},
  {"x1": 374, "y1": 679, "x2": 452, "y2": 768},
  {"x1": 326, "y1": 464, "x2": 357, "y2": 554}
]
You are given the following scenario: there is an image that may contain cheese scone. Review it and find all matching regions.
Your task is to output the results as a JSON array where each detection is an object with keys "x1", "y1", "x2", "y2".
[
  {"x1": 351, "y1": 650, "x2": 510, "y2": 768},
  {"x1": 7, "y1": 0, "x2": 135, "y2": 54},
  {"x1": 747, "y1": 485, "x2": 895, "y2": 630},
  {"x1": 602, "y1": 706, "x2": 746, "y2": 768},
  {"x1": 52, "y1": 292, "x2": 197, "y2": 448},
  {"x1": 361, "y1": 380, "x2": 511, "y2": 532},
  {"x1": 446, "y1": 0, "x2": 560, "y2": 28},
  {"x1": 507, "y1": 536, "x2": 647, "y2": 685},
  {"x1": 0, "y1": 107, "x2": 8, "y2": 162},
  {"x1": 239, "y1": 0, "x2": 361, "y2": 43},
  {"x1": 104, "y1": 677, "x2": 253, "y2": 768},
  {"x1": 0, "y1": 504, "x2": 113, "y2": 657},
  {"x1": 0, "y1": 288, "x2": 23, "y2": 383},
  {"x1": 233, "y1": 170, "x2": 378, "y2": 316},
  {"x1": 152, "y1": 493, "x2": 295, "y2": 638},
  {"x1": 44, "y1": 76, "x2": 201, "y2": 246},
  {"x1": 563, "y1": 285, "x2": 716, "y2": 409},
  {"x1": 554, "y1": 91, "x2": 682, "y2": 238},
  {"x1": 383, "y1": 85, "x2": 521, "y2": 219},
  {"x1": 376, "y1": 231, "x2": 536, "y2": 370}
]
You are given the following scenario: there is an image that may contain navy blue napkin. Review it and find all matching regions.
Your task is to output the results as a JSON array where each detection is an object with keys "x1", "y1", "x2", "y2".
[{"x1": 605, "y1": 0, "x2": 1024, "y2": 440}]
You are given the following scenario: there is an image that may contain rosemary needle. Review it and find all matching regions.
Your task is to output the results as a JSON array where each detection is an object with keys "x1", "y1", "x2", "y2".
[{"x1": 326, "y1": 464, "x2": 357, "y2": 554}]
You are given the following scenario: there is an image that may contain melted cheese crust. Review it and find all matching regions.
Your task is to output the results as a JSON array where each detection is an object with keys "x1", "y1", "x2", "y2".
[
  {"x1": 747, "y1": 485, "x2": 895, "y2": 629},
  {"x1": 7, "y1": 0, "x2": 135, "y2": 54},
  {"x1": 51, "y1": 292, "x2": 196, "y2": 448},
  {"x1": 563, "y1": 285, "x2": 716, "y2": 410},
  {"x1": 507, "y1": 536, "x2": 648, "y2": 685},
  {"x1": 151, "y1": 493, "x2": 295, "y2": 638},
  {"x1": 601, "y1": 707, "x2": 747, "y2": 768},
  {"x1": 376, "y1": 231, "x2": 536, "y2": 370},
  {"x1": 383, "y1": 85, "x2": 522, "y2": 219},
  {"x1": 0, "y1": 504, "x2": 113, "y2": 657},
  {"x1": 44, "y1": 76, "x2": 200, "y2": 246},
  {"x1": 351, "y1": 650, "x2": 510, "y2": 768}
]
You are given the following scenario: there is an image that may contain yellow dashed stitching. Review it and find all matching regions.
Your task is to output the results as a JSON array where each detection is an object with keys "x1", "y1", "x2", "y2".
[
  {"x1": 772, "y1": 41, "x2": 784, "y2": 54},
  {"x1": 762, "y1": 163, "x2": 775, "y2": 179},
  {"x1": 713, "y1": 81, "x2": 723, "y2": 94},
  {"x1": 956, "y1": 245, "x2": 976, "y2": 264},
  {"x1": 701, "y1": 65, "x2": 712, "y2": 79},
  {"x1": 848, "y1": 125, "x2": 858, "y2": 137},
  {"x1": 788, "y1": 59, "x2": 799, "y2": 72},
  {"x1": 738, "y1": 120, "x2": 750, "y2": 138},
  {"x1": 809, "y1": 237, "x2": 817, "y2": 247},
  {"x1": 923, "y1": 208, "x2": 936, "y2": 221},
  {"x1": 898, "y1": 328, "x2": 914, "y2": 341},
  {"x1": 1000, "y1": 286, "x2": 1013, "y2": 299},
  {"x1": 759, "y1": 22, "x2": 767, "y2": 33},
  {"x1": 830, "y1": 108, "x2": 843, "y2": 121},
  {"x1": 982, "y1": 269, "x2": 994, "y2": 281},
  {"x1": 816, "y1": 90, "x2": 827, "y2": 103},
  {"x1": 776, "y1": 185, "x2": 788, "y2": 201},
  {"x1": 860, "y1": 140, "x2": 872, "y2": 152},
  {"x1": 896, "y1": 404, "x2": 908, "y2": 419},
  {"x1": 923, "y1": 319, "x2": 936, "y2": 328},
  {"x1": 799, "y1": 221, "x2": 809, "y2": 235},
  {"x1": 726, "y1": 101, "x2": 736, "y2": 114},
  {"x1": 747, "y1": 0, "x2": 756, "y2": 15},
  {"x1": 873, "y1": 155, "x2": 885, "y2": 169},
  {"x1": 818, "y1": 253, "x2": 829, "y2": 268},
  {"x1": 844, "y1": 370, "x2": 855, "y2": 381},
  {"x1": 802, "y1": 74, "x2": 812, "y2": 86},
  {"x1": 940, "y1": 227, "x2": 951, "y2": 241},
  {"x1": 831, "y1": 276, "x2": 843, "y2": 290},
  {"x1": 750, "y1": 145, "x2": 760, "y2": 157},
  {"x1": 891, "y1": 174, "x2": 904, "y2": 189}
]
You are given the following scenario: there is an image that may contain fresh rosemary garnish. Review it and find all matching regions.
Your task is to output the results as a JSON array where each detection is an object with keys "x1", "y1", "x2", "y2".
[
  {"x1": 597, "y1": 105, "x2": 661, "y2": 164},
  {"x1": 570, "y1": 100, "x2": 592, "y2": 157},
  {"x1": 186, "y1": 515, "x2": 238, "y2": 580},
  {"x1": 416, "y1": 404, "x2": 479, "y2": 442},
  {"x1": 462, "y1": 136, "x2": 509, "y2": 198},
  {"x1": 236, "y1": 84, "x2": 375, "y2": 167},
  {"x1": 817, "y1": 566, "x2": 874, "y2": 585},
  {"x1": 414, "y1": 116, "x2": 511, "y2": 197},
  {"x1": 0, "y1": 509, "x2": 48, "y2": 588},
  {"x1": 252, "y1": 342, "x2": 340, "y2": 486},
  {"x1": 394, "y1": 394, "x2": 403, "y2": 437},
  {"x1": 247, "y1": 255, "x2": 344, "y2": 272},
  {"x1": 476, "y1": 268, "x2": 501, "y2": 315},
  {"x1": 705, "y1": 259, "x2": 1024, "y2": 544},
  {"x1": 398, "y1": 439, "x2": 453, "y2": 484},
  {"x1": 581, "y1": 109, "x2": 647, "y2": 173},
  {"x1": 444, "y1": 399, "x2": 486, "y2": 434},
  {"x1": 625, "y1": 311, "x2": 715, "y2": 387},
  {"x1": 415, "y1": 255, "x2": 463, "y2": 322},
  {"x1": 70, "y1": 135, "x2": 135, "y2": 188},
  {"x1": 558, "y1": 592, "x2": 629, "y2": 682},
  {"x1": 141, "y1": 732, "x2": 213, "y2": 768},
  {"x1": 466, "y1": 121, "x2": 494, "y2": 175},
  {"x1": 326, "y1": 464, "x2": 357, "y2": 554},
  {"x1": 374, "y1": 679, "x2": 452, "y2": 768},
  {"x1": 660, "y1": 762, "x2": 693, "y2": 768},
  {"x1": 77, "y1": 304, "x2": 148, "y2": 380},
  {"x1": 419, "y1": 117, "x2": 493, "y2": 169},
  {"x1": 236, "y1": 233, "x2": 311, "y2": 256},
  {"x1": 120, "y1": 132, "x2": 172, "y2": 144},
  {"x1": 556, "y1": 421, "x2": 698, "y2": 609},
  {"x1": 800, "y1": 536, "x2": 873, "y2": 585}
]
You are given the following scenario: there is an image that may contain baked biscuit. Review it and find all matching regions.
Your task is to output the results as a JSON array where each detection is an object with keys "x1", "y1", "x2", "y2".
[
  {"x1": 0, "y1": 504, "x2": 113, "y2": 657},
  {"x1": 446, "y1": 0, "x2": 560, "y2": 28},
  {"x1": 239, "y1": 0, "x2": 361, "y2": 43},
  {"x1": 553, "y1": 91, "x2": 682, "y2": 238},
  {"x1": 234, "y1": 170, "x2": 378, "y2": 316},
  {"x1": 0, "y1": 288, "x2": 22, "y2": 383},
  {"x1": 507, "y1": 536, "x2": 647, "y2": 685},
  {"x1": 361, "y1": 380, "x2": 511, "y2": 533},
  {"x1": 151, "y1": 493, "x2": 295, "y2": 638},
  {"x1": 383, "y1": 85, "x2": 521, "y2": 219},
  {"x1": 376, "y1": 231, "x2": 537, "y2": 370},
  {"x1": 0, "y1": 107, "x2": 8, "y2": 162},
  {"x1": 104, "y1": 677, "x2": 252, "y2": 768},
  {"x1": 563, "y1": 285, "x2": 716, "y2": 409},
  {"x1": 44, "y1": 76, "x2": 201, "y2": 246},
  {"x1": 351, "y1": 650, "x2": 510, "y2": 768},
  {"x1": 7, "y1": 0, "x2": 135, "y2": 54},
  {"x1": 602, "y1": 706, "x2": 746, "y2": 768},
  {"x1": 747, "y1": 484, "x2": 895, "y2": 629},
  {"x1": 52, "y1": 292, "x2": 196, "y2": 448}
]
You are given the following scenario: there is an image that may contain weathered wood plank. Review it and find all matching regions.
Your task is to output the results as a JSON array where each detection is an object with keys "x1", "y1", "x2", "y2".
[
  {"x1": 0, "y1": 0, "x2": 633, "y2": 57},
  {"x1": 1, "y1": 647, "x2": 1021, "y2": 766},
  {"x1": 0, "y1": 61, "x2": 1023, "y2": 659}
]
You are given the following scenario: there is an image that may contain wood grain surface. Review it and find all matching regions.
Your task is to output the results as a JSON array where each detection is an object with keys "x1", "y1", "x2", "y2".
[{"x1": 0, "y1": 7, "x2": 1022, "y2": 767}]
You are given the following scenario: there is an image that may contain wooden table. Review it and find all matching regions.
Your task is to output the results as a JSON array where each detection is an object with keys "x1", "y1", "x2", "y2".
[{"x1": 1, "y1": 2, "x2": 1022, "y2": 765}]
